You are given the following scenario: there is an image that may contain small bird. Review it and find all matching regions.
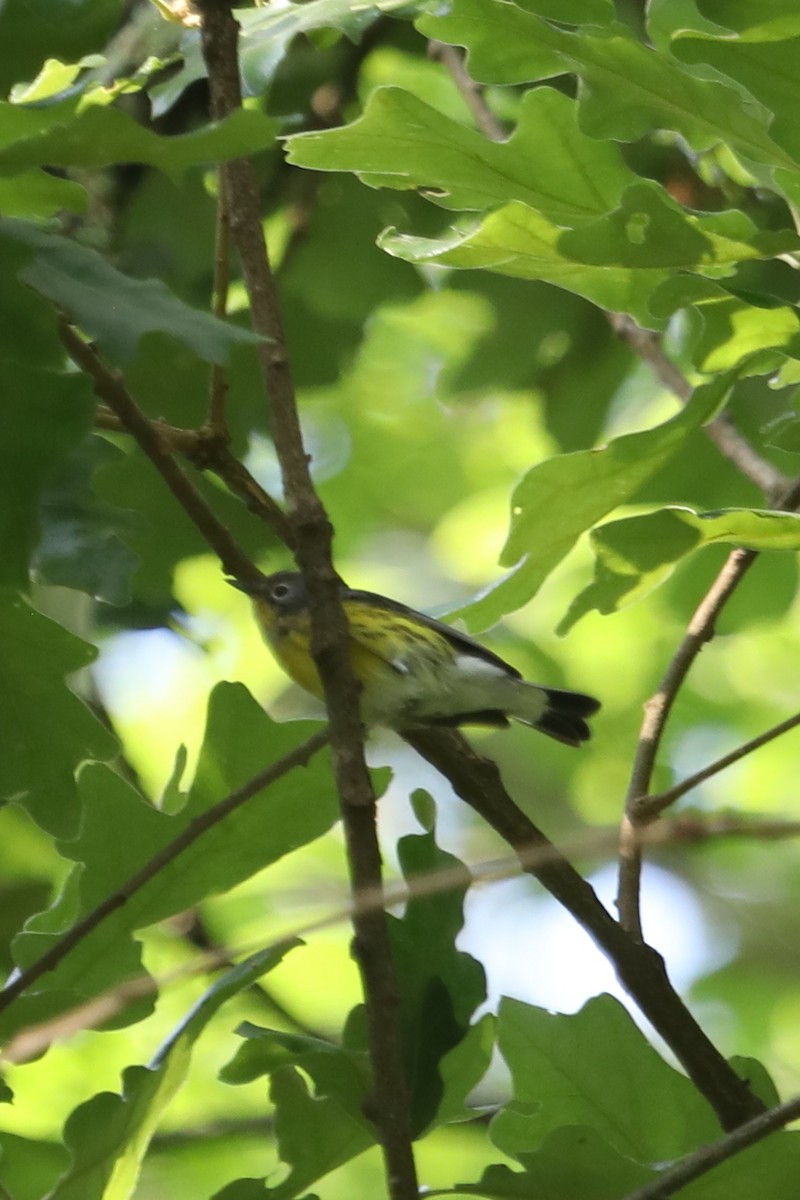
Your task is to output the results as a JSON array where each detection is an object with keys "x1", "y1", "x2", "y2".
[{"x1": 231, "y1": 571, "x2": 599, "y2": 746}]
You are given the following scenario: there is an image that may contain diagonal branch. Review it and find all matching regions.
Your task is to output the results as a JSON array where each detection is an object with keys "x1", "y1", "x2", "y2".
[
  {"x1": 403, "y1": 727, "x2": 765, "y2": 1132},
  {"x1": 621, "y1": 1092, "x2": 800, "y2": 1200},
  {"x1": 94, "y1": 401, "x2": 293, "y2": 545},
  {"x1": 610, "y1": 316, "x2": 790, "y2": 499},
  {"x1": 428, "y1": 41, "x2": 506, "y2": 141},
  {"x1": 0, "y1": 729, "x2": 328, "y2": 1017},
  {"x1": 60, "y1": 320, "x2": 263, "y2": 583},
  {"x1": 617, "y1": 545, "x2": 757, "y2": 938}
]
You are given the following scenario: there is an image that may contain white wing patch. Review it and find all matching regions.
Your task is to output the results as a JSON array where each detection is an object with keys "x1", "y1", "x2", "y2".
[{"x1": 453, "y1": 653, "x2": 512, "y2": 681}]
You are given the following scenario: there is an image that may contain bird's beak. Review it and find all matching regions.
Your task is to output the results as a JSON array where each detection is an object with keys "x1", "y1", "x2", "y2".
[{"x1": 226, "y1": 577, "x2": 257, "y2": 595}]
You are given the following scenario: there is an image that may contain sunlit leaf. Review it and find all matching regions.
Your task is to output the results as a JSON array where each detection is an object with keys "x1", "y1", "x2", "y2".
[
  {"x1": 381, "y1": 185, "x2": 800, "y2": 329},
  {"x1": 286, "y1": 86, "x2": 635, "y2": 224},
  {"x1": 448, "y1": 368, "x2": 739, "y2": 629},
  {"x1": 47, "y1": 943, "x2": 299, "y2": 1200},
  {"x1": 561, "y1": 504, "x2": 800, "y2": 630},
  {"x1": 416, "y1": 0, "x2": 795, "y2": 172},
  {"x1": 2, "y1": 684, "x2": 338, "y2": 1039}
]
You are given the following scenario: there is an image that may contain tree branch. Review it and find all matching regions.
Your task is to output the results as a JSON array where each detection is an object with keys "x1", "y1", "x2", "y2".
[
  {"x1": 428, "y1": 41, "x2": 506, "y2": 142},
  {"x1": 195, "y1": 3, "x2": 419, "y2": 1193},
  {"x1": 618, "y1": 546, "x2": 758, "y2": 937},
  {"x1": 94, "y1": 402, "x2": 294, "y2": 546},
  {"x1": 60, "y1": 320, "x2": 263, "y2": 584},
  {"x1": 403, "y1": 727, "x2": 765, "y2": 1132},
  {"x1": 0, "y1": 729, "x2": 328, "y2": 1017},
  {"x1": 622, "y1": 1092, "x2": 800, "y2": 1200},
  {"x1": 207, "y1": 169, "x2": 232, "y2": 439},
  {"x1": 636, "y1": 710, "x2": 800, "y2": 821},
  {"x1": 610, "y1": 316, "x2": 790, "y2": 499}
]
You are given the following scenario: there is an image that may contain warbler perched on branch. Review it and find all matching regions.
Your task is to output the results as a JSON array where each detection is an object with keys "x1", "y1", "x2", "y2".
[{"x1": 231, "y1": 571, "x2": 599, "y2": 746}]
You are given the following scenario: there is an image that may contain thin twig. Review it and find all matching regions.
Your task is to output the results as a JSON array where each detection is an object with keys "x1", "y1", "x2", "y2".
[
  {"x1": 428, "y1": 41, "x2": 506, "y2": 141},
  {"x1": 618, "y1": 546, "x2": 758, "y2": 938},
  {"x1": 208, "y1": 170, "x2": 232, "y2": 438},
  {"x1": 610, "y1": 316, "x2": 790, "y2": 499},
  {"x1": 621, "y1": 1092, "x2": 800, "y2": 1200},
  {"x1": 618, "y1": 466, "x2": 800, "y2": 939},
  {"x1": 0, "y1": 729, "x2": 329, "y2": 1017},
  {"x1": 60, "y1": 321, "x2": 262, "y2": 583},
  {"x1": 404, "y1": 727, "x2": 765, "y2": 1132},
  {"x1": 196, "y1": 3, "x2": 419, "y2": 1193},
  {"x1": 10, "y1": 803, "x2": 800, "y2": 1060},
  {"x1": 637, "y1": 710, "x2": 800, "y2": 820}
]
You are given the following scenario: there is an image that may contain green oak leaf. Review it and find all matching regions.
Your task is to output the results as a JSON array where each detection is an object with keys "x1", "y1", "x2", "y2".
[
  {"x1": 493, "y1": 994, "x2": 720, "y2": 1161},
  {"x1": 2, "y1": 684, "x2": 338, "y2": 1040},
  {"x1": 46, "y1": 944, "x2": 299, "y2": 1200},
  {"x1": 416, "y1": 0, "x2": 794, "y2": 172},
  {"x1": 286, "y1": 86, "x2": 636, "y2": 225},
  {"x1": 0, "y1": 103, "x2": 278, "y2": 178},
  {"x1": 446, "y1": 367, "x2": 741, "y2": 630},
  {"x1": 0, "y1": 591, "x2": 117, "y2": 839},
  {"x1": 560, "y1": 505, "x2": 800, "y2": 631}
]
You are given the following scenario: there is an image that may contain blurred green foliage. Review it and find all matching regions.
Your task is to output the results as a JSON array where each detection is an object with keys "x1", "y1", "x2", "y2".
[{"x1": 3, "y1": 0, "x2": 800, "y2": 1196}]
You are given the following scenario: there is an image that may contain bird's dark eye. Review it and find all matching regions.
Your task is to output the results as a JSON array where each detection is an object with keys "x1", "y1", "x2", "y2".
[{"x1": 271, "y1": 582, "x2": 291, "y2": 601}]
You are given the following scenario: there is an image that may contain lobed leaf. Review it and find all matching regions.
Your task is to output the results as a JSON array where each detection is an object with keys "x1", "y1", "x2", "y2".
[
  {"x1": 46, "y1": 944, "x2": 299, "y2": 1200},
  {"x1": 0, "y1": 591, "x2": 117, "y2": 839},
  {"x1": 416, "y1": 0, "x2": 796, "y2": 175},
  {"x1": 452, "y1": 1128, "x2": 653, "y2": 1197},
  {"x1": 381, "y1": 185, "x2": 800, "y2": 330},
  {"x1": 154, "y1": 0, "x2": 414, "y2": 115},
  {"x1": 0, "y1": 102, "x2": 278, "y2": 178},
  {"x1": 221, "y1": 1026, "x2": 374, "y2": 1199},
  {"x1": 286, "y1": 86, "x2": 636, "y2": 224},
  {"x1": 34, "y1": 437, "x2": 140, "y2": 607},
  {"x1": 560, "y1": 505, "x2": 800, "y2": 631},
  {"x1": 494, "y1": 994, "x2": 720, "y2": 1161},
  {"x1": 446, "y1": 368, "x2": 739, "y2": 630},
  {"x1": 2, "y1": 684, "x2": 338, "y2": 1040}
]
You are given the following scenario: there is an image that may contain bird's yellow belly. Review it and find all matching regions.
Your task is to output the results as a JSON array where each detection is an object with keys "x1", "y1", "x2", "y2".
[{"x1": 268, "y1": 622, "x2": 402, "y2": 712}]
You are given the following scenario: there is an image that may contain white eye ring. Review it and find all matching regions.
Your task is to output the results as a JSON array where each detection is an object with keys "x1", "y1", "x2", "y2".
[{"x1": 271, "y1": 582, "x2": 291, "y2": 600}]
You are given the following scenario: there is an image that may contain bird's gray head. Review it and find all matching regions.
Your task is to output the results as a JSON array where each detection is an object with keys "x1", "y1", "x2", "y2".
[{"x1": 228, "y1": 571, "x2": 308, "y2": 615}]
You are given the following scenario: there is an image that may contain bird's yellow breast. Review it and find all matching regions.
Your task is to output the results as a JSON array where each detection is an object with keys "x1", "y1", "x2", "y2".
[{"x1": 252, "y1": 594, "x2": 456, "y2": 719}]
